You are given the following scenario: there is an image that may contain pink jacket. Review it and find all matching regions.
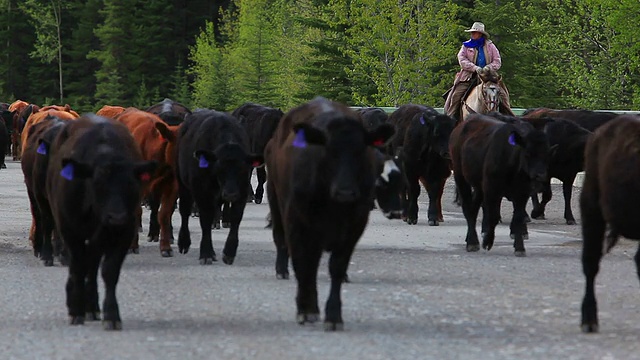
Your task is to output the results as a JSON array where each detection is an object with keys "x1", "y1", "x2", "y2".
[{"x1": 453, "y1": 40, "x2": 502, "y2": 85}]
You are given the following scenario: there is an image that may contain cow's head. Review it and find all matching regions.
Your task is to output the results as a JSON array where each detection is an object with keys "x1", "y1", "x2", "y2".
[
  {"x1": 194, "y1": 143, "x2": 263, "y2": 202},
  {"x1": 419, "y1": 110, "x2": 457, "y2": 160},
  {"x1": 292, "y1": 120, "x2": 395, "y2": 203},
  {"x1": 507, "y1": 124, "x2": 556, "y2": 190},
  {"x1": 374, "y1": 152, "x2": 403, "y2": 219},
  {"x1": 60, "y1": 153, "x2": 157, "y2": 227}
]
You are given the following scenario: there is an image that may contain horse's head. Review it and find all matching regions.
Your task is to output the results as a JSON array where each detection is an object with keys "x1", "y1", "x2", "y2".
[{"x1": 478, "y1": 68, "x2": 501, "y2": 113}]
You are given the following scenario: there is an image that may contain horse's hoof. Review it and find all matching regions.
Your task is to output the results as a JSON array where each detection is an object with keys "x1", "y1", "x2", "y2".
[
  {"x1": 514, "y1": 250, "x2": 527, "y2": 257},
  {"x1": 297, "y1": 313, "x2": 320, "y2": 324},
  {"x1": 222, "y1": 255, "x2": 235, "y2": 265},
  {"x1": 581, "y1": 323, "x2": 599, "y2": 333},
  {"x1": 567, "y1": 219, "x2": 577, "y2": 225},
  {"x1": 86, "y1": 312, "x2": 101, "y2": 321},
  {"x1": 69, "y1": 316, "x2": 85, "y2": 325},
  {"x1": 199, "y1": 257, "x2": 215, "y2": 265},
  {"x1": 161, "y1": 249, "x2": 173, "y2": 258},
  {"x1": 128, "y1": 248, "x2": 139, "y2": 254},
  {"x1": 466, "y1": 244, "x2": 480, "y2": 252},
  {"x1": 42, "y1": 259, "x2": 54, "y2": 267},
  {"x1": 102, "y1": 320, "x2": 122, "y2": 331},
  {"x1": 276, "y1": 272, "x2": 289, "y2": 280},
  {"x1": 324, "y1": 321, "x2": 345, "y2": 332},
  {"x1": 428, "y1": 219, "x2": 438, "y2": 226},
  {"x1": 147, "y1": 236, "x2": 159, "y2": 243}
]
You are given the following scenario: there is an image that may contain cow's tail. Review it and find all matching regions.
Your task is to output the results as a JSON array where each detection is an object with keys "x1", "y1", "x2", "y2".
[
  {"x1": 453, "y1": 184, "x2": 463, "y2": 207},
  {"x1": 605, "y1": 229, "x2": 619, "y2": 254}
]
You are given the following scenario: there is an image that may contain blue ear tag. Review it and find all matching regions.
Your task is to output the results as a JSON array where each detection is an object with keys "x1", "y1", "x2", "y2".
[
  {"x1": 292, "y1": 129, "x2": 307, "y2": 148},
  {"x1": 60, "y1": 163, "x2": 74, "y2": 180},
  {"x1": 36, "y1": 142, "x2": 47, "y2": 155},
  {"x1": 419, "y1": 116, "x2": 425, "y2": 125},
  {"x1": 198, "y1": 154, "x2": 209, "y2": 168},
  {"x1": 508, "y1": 133, "x2": 517, "y2": 146}
]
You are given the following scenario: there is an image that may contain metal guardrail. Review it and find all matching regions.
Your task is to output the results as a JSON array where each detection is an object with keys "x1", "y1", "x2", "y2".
[{"x1": 351, "y1": 106, "x2": 640, "y2": 116}]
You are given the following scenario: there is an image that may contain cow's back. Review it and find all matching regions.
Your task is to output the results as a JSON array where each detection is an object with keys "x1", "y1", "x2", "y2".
[{"x1": 387, "y1": 104, "x2": 430, "y2": 154}]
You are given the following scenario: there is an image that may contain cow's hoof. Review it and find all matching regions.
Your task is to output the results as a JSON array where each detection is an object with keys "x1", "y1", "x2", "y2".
[
  {"x1": 428, "y1": 219, "x2": 439, "y2": 226},
  {"x1": 343, "y1": 274, "x2": 350, "y2": 283},
  {"x1": 406, "y1": 218, "x2": 417, "y2": 225},
  {"x1": 138, "y1": 226, "x2": 143, "y2": 233},
  {"x1": 0, "y1": 163, "x2": 5, "y2": 169},
  {"x1": 213, "y1": 223, "x2": 221, "y2": 230},
  {"x1": 581, "y1": 323, "x2": 598, "y2": 333},
  {"x1": 297, "y1": 313, "x2": 319, "y2": 324},
  {"x1": 147, "y1": 236, "x2": 159, "y2": 242},
  {"x1": 523, "y1": 232, "x2": 529, "y2": 240},
  {"x1": 102, "y1": 320, "x2": 122, "y2": 331},
  {"x1": 222, "y1": 222, "x2": 231, "y2": 228},
  {"x1": 199, "y1": 257, "x2": 215, "y2": 265},
  {"x1": 482, "y1": 241, "x2": 494, "y2": 251},
  {"x1": 514, "y1": 250, "x2": 527, "y2": 257},
  {"x1": 222, "y1": 255, "x2": 235, "y2": 265},
  {"x1": 128, "y1": 248, "x2": 139, "y2": 254},
  {"x1": 567, "y1": 219, "x2": 577, "y2": 225},
  {"x1": 42, "y1": 259, "x2": 54, "y2": 267},
  {"x1": 466, "y1": 244, "x2": 480, "y2": 252},
  {"x1": 438, "y1": 216, "x2": 444, "y2": 222},
  {"x1": 530, "y1": 210, "x2": 544, "y2": 220},
  {"x1": 86, "y1": 312, "x2": 101, "y2": 321},
  {"x1": 58, "y1": 255, "x2": 69, "y2": 266},
  {"x1": 276, "y1": 272, "x2": 289, "y2": 280},
  {"x1": 254, "y1": 198, "x2": 263, "y2": 205},
  {"x1": 324, "y1": 321, "x2": 344, "y2": 332},
  {"x1": 161, "y1": 249, "x2": 173, "y2": 258},
  {"x1": 69, "y1": 316, "x2": 84, "y2": 325}
]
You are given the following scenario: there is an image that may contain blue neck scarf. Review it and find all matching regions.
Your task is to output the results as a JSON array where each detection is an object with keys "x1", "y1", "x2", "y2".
[{"x1": 463, "y1": 37, "x2": 485, "y2": 48}]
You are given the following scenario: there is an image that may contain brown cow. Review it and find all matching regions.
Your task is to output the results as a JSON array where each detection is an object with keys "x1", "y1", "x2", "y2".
[
  {"x1": 580, "y1": 115, "x2": 640, "y2": 333},
  {"x1": 8, "y1": 100, "x2": 40, "y2": 160},
  {"x1": 21, "y1": 107, "x2": 80, "y2": 158},
  {"x1": 115, "y1": 107, "x2": 179, "y2": 257},
  {"x1": 96, "y1": 105, "x2": 127, "y2": 119}
]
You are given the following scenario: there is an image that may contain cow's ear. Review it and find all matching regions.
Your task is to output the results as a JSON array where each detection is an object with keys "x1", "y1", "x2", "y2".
[
  {"x1": 508, "y1": 131, "x2": 525, "y2": 147},
  {"x1": 367, "y1": 123, "x2": 395, "y2": 147},
  {"x1": 194, "y1": 150, "x2": 216, "y2": 169},
  {"x1": 134, "y1": 161, "x2": 158, "y2": 182},
  {"x1": 60, "y1": 158, "x2": 93, "y2": 180},
  {"x1": 248, "y1": 154, "x2": 265, "y2": 168},
  {"x1": 36, "y1": 139, "x2": 50, "y2": 155},
  {"x1": 292, "y1": 123, "x2": 326, "y2": 147},
  {"x1": 155, "y1": 122, "x2": 176, "y2": 142}
]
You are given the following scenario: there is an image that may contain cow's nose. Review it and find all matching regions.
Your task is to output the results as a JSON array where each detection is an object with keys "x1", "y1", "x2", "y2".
[{"x1": 332, "y1": 188, "x2": 359, "y2": 203}]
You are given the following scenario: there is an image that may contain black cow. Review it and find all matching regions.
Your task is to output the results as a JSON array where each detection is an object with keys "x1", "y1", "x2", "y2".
[
  {"x1": 580, "y1": 115, "x2": 640, "y2": 333},
  {"x1": 21, "y1": 116, "x2": 70, "y2": 266},
  {"x1": 146, "y1": 98, "x2": 191, "y2": 126},
  {"x1": 450, "y1": 113, "x2": 552, "y2": 256},
  {"x1": 524, "y1": 117, "x2": 592, "y2": 224},
  {"x1": 264, "y1": 97, "x2": 397, "y2": 331},
  {"x1": 175, "y1": 109, "x2": 263, "y2": 265},
  {"x1": 523, "y1": 108, "x2": 619, "y2": 132},
  {"x1": 0, "y1": 103, "x2": 11, "y2": 163},
  {"x1": 47, "y1": 115, "x2": 157, "y2": 330},
  {"x1": 0, "y1": 117, "x2": 7, "y2": 169},
  {"x1": 231, "y1": 102, "x2": 284, "y2": 204},
  {"x1": 355, "y1": 107, "x2": 388, "y2": 132},
  {"x1": 388, "y1": 104, "x2": 457, "y2": 225}
]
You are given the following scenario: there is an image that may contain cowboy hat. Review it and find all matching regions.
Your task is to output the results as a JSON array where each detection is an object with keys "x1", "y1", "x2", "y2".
[{"x1": 464, "y1": 22, "x2": 489, "y2": 38}]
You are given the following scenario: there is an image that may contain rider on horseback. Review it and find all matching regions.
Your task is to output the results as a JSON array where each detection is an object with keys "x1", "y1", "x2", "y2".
[{"x1": 444, "y1": 22, "x2": 514, "y2": 121}]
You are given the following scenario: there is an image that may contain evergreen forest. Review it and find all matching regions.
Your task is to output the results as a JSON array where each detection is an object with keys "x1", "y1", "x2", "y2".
[{"x1": 1, "y1": 0, "x2": 638, "y2": 112}]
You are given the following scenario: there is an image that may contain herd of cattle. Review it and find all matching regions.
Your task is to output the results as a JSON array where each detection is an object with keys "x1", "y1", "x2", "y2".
[{"x1": 0, "y1": 98, "x2": 638, "y2": 333}]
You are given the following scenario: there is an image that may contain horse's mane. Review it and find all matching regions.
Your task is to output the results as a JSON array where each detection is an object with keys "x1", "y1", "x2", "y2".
[{"x1": 478, "y1": 68, "x2": 501, "y2": 83}]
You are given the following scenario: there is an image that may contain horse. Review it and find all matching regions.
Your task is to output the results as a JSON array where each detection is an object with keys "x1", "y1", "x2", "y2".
[{"x1": 461, "y1": 68, "x2": 502, "y2": 120}]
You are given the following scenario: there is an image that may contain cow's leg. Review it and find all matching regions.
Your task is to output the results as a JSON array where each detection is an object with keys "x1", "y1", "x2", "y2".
[
  {"x1": 158, "y1": 184, "x2": 178, "y2": 257},
  {"x1": 267, "y1": 184, "x2": 288, "y2": 279},
  {"x1": 510, "y1": 195, "x2": 529, "y2": 257},
  {"x1": 254, "y1": 166, "x2": 267, "y2": 204},
  {"x1": 221, "y1": 202, "x2": 232, "y2": 228},
  {"x1": 84, "y1": 246, "x2": 102, "y2": 321},
  {"x1": 481, "y1": 189, "x2": 502, "y2": 251},
  {"x1": 246, "y1": 168, "x2": 255, "y2": 203},
  {"x1": 27, "y1": 191, "x2": 41, "y2": 257},
  {"x1": 197, "y1": 201, "x2": 217, "y2": 265},
  {"x1": 129, "y1": 206, "x2": 141, "y2": 254},
  {"x1": 562, "y1": 175, "x2": 577, "y2": 225},
  {"x1": 425, "y1": 177, "x2": 445, "y2": 226},
  {"x1": 212, "y1": 203, "x2": 222, "y2": 229},
  {"x1": 455, "y1": 175, "x2": 481, "y2": 251},
  {"x1": 325, "y1": 243, "x2": 355, "y2": 331},
  {"x1": 40, "y1": 211, "x2": 56, "y2": 266},
  {"x1": 101, "y1": 239, "x2": 129, "y2": 331},
  {"x1": 221, "y1": 200, "x2": 246, "y2": 265},
  {"x1": 405, "y1": 165, "x2": 420, "y2": 225},
  {"x1": 177, "y1": 186, "x2": 193, "y2": 255},
  {"x1": 290, "y1": 227, "x2": 322, "y2": 324},
  {"x1": 531, "y1": 180, "x2": 552, "y2": 220},
  {"x1": 580, "y1": 192, "x2": 605, "y2": 333},
  {"x1": 146, "y1": 192, "x2": 161, "y2": 242},
  {"x1": 65, "y1": 236, "x2": 87, "y2": 325}
]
